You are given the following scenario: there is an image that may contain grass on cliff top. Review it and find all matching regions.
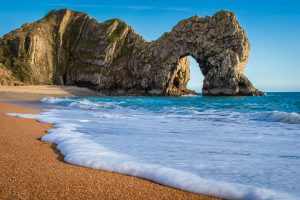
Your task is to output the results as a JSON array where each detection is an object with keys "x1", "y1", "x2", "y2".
[{"x1": 106, "y1": 19, "x2": 128, "y2": 43}]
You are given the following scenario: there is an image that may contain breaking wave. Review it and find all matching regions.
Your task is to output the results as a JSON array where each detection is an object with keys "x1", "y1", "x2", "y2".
[
  {"x1": 254, "y1": 111, "x2": 300, "y2": 124},
  {"x1": 7, "y1": 93, "x2": 300, "y2": 199}
]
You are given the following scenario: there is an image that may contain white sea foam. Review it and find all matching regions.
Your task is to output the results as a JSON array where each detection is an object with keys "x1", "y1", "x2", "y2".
[
  {"x1": 182, "y1": 94, "x2": 200, "y2": 97},
  {"x1": 40, "y1": 97, "x2": 69, "y2": 104},
  {"x1": 41, "y1": 97, "x2": 124, "y2": 111},
  {"x1": 44, "y1": 129, "x2": 293, "y2": 200},
  {"x1": 6, "y1": 110, "x2": 297, "y2": 200},
  {"x1": 7, "y1": 94, "x2": 300, "y2": 200},
  {"x1": 6, "y1": 112, "x2": 41, "y2": 119}
]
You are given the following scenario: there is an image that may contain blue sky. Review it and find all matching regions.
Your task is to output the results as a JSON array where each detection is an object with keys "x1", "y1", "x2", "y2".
[{"x1": 0, "y1": 0, "x2": 299, "y2": 92}]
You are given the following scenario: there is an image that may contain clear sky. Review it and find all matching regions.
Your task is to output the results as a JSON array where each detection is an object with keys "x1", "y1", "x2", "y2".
[{"x1": 0, "y1": 0, "x2": 299, "y2": 92}]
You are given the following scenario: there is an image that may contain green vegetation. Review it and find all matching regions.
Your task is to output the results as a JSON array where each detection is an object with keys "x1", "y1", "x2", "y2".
[
  {"x1": 4, "y1": 59, "x2": 11, "y2": 67},
  {"x1": 7, "y1": 59, "x2": 32, "y2": 83},
  {"x1": 107, "y1": 21, "x2": 128, "y2": 43},
  {"x1": 113, "y1": 37, "x2": 134, "y2": 65},
  {"x1": 119, "y1": 38, "x2": 130, "y2": 56}
]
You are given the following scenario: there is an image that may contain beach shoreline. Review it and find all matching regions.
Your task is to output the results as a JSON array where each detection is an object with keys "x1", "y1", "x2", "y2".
[{"x1": 0, "y1": 86, "x2": 219, "y2": 200}]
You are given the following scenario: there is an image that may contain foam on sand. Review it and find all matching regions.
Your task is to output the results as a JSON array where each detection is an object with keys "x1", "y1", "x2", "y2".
[
  {"x1": 6, "y1": 110, "x2": 297, "y2": 200},
  {"x1": 6, "y1": 93, "x2": 300, "y2": 200}
]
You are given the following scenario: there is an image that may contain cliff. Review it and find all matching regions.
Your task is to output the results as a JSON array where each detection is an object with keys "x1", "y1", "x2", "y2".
[{"x1": 0, "y1": 9, "x2": 262, "y2": 96}]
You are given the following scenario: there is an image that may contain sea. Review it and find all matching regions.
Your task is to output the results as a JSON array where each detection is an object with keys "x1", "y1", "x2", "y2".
[{"x1": 8, "y1": 92, "x2": 300, "y2": 200}]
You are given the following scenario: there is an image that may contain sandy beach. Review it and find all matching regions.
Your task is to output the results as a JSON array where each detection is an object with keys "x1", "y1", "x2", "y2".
[
  {"x1": 0, "y1": 85, "x2": 99, "y2": 101},
  {"x1": 0, "y1": 86, "x2": 219, "y2": 200}
]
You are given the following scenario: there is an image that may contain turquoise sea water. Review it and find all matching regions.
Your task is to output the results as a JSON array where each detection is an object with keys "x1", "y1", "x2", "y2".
[{"x1": 9, "y1": 92, "x2": 300, "y2": 199}]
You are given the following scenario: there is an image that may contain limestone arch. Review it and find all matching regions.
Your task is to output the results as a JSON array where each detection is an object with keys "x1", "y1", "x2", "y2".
[{"x1": 157, "y1": 11, "x2": 262, "y2": 96}]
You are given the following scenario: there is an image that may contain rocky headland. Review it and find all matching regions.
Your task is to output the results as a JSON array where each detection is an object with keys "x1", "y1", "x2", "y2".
[{"x1": 0, "y1": 9, "x2": 262, "y2": 96}]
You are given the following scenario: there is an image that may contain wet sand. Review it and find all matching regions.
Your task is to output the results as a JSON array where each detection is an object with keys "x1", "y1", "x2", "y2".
[{"x1": 0, "y1": 87, "x2": 220, "y2": 200}]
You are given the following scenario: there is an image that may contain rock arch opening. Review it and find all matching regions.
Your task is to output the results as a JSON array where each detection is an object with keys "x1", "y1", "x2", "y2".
[
  {"x1": 187, "y1": 56, "x2": 203, "y2": 94},
  {"x1": 163, "y1": 55, "x2": 204, "y2": 96}
]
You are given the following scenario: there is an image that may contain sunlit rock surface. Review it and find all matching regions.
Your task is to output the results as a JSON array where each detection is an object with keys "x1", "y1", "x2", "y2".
[{"x1": 0, "y1": 9, "x2": 262, "y2": 96}]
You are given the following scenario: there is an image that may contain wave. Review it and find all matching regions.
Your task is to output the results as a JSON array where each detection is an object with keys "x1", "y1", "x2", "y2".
[
  {"x1": 41, "y1": 97, "x2": 70, "y2": 104},
  {"x1": 41, "y1": 97, "x2": 300, "y2": 124},
  {"x1": 254, "y1": 111, "x2": 300, "y2": 124},
  {"x1": 6, "y1": 111, "x2": 296, "y2": 200},
  {"x1": 182, "y1": 94, "x2": 200, "y2": 97},
  {"x1": 41, "y1": 97, "x2": 120, "y2": 110}
]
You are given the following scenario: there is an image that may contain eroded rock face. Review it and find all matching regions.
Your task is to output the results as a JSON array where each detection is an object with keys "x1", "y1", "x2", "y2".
[{"x1": 0, "y1": 9, "x2": 262, "y2": 96}]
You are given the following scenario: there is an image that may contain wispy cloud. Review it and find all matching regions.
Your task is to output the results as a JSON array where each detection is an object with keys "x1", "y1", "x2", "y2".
[
  {"x1": 159, "y1": 7, "x2": 191, "y2": 12},
  {"x1": 47, "y1": 4, "x2": 192, "y2": 12}
]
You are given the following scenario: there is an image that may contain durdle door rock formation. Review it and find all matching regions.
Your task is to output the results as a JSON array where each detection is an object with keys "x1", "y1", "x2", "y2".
[{"x1": 0, "y1": 9, "x2": 263, "y2": 96}]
